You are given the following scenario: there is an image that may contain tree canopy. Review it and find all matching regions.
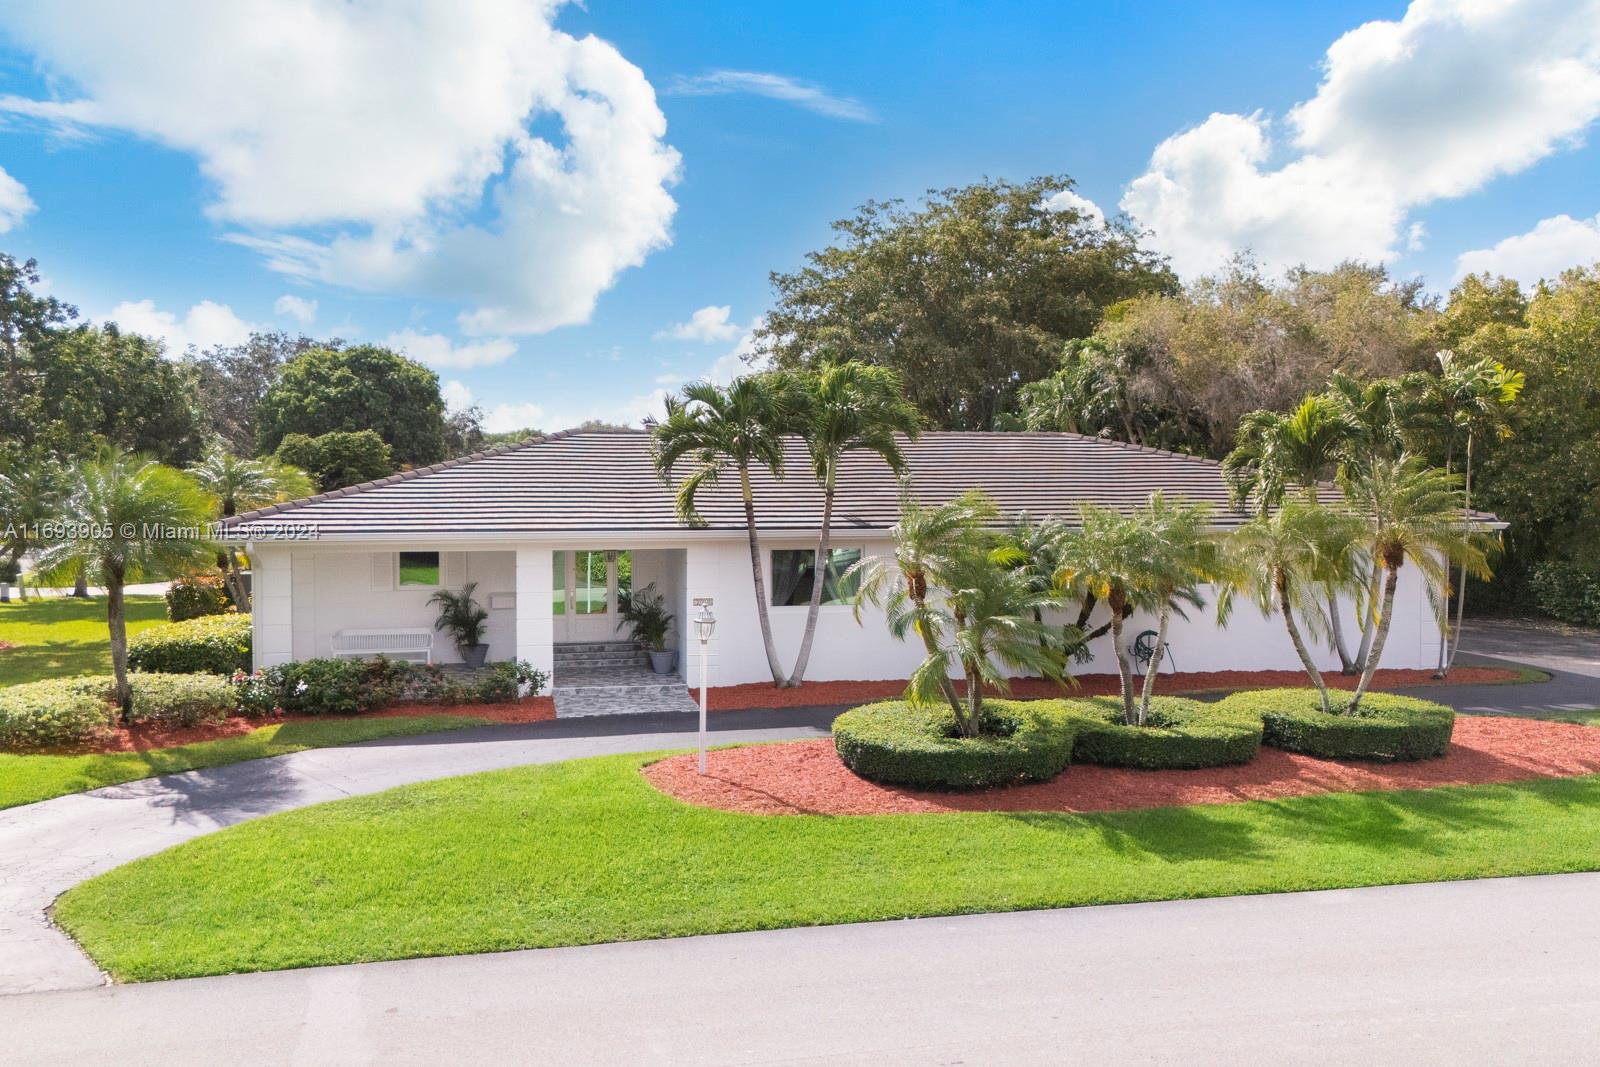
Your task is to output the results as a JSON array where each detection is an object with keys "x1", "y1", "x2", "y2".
[
  {"x1": 255, "y1": 344, "x2": 447, "y2": 467},
  {"x1": 757, "y1": 176, "x2": 1177, "y2": 430}
]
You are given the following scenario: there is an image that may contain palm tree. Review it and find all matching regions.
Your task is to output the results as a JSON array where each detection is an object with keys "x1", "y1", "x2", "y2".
[
  {"x1": 1340, "y1": 456, "x2": 1491, "y2": 713},
  {"x1": 849, "y1": 484, "x2": 995, "y2": 724},
  {"x1": 1401, "y1": 351, "x2": 1523, "y2": 676},
  {"x1": 1223, "y1": 395, "x2": 1363, "y2": 671},
  {"x1": 35, "y1": 448, "x2": 214, "y2": 719},
  {"x1": 1218, "y1": 503, "x2": 1365, "y2": 713},
  {"x1": 782, "y1": 362, "x2": 921, "y2": 686},
  {"x1": 1326, "y1": 372, "x2": 1406, "y2": 671},
  {"x1": 187, "y1": 447, "x2": 315, "y2": 606},
  {"x1": 653, "y1": 376, "x2": 794, "y2": 685},
  {"x1": 918, "y1": 549, "x2": 1069, "y2": 736},
  {"x1": 1053, "y1": 495, "x2": 1213, "y2": 726}
]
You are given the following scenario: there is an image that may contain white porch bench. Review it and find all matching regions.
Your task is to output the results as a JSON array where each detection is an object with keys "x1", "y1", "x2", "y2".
[{"x1": 332, "y1": 628, "x2": 434, "y2": 663}]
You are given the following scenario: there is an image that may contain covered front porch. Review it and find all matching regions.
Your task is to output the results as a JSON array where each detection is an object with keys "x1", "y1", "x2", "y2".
[{"x1": 249, "y1": 541, "x2": 704, "y2": 717}]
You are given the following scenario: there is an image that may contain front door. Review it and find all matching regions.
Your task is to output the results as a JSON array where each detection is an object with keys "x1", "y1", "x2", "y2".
[{"x1": 553, "y1": 549, "x2": 631, "y2": 643}]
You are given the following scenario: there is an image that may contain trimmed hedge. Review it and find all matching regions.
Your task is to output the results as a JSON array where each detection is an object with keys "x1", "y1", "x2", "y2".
[
  {"x1": 1217, "y1": 688, "x2": 1455, "y2": 762},
  {"x1": 235, "y1": 657, "x2": 549, "y2": 717},
  {"x1": 0, "y1": 678, "x2": 111, "y2": 749},
  {"x1": 129, "y1": 613, "x2": 253, "y2": 675},
  {"x1": 0, "y1": 672, "x2": 240, "y2": 750},
  {"x1": 1066, "y1": 696, "x2": 1263, "y2": 769},
  {"x1": 832, "y1": 700, "x2": 1076, "y2": 790}
]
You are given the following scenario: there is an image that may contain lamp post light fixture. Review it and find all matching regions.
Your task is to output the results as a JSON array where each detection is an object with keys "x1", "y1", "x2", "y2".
[{"x1": 692, "y1": 600, "x2": 717, "y2": 774}]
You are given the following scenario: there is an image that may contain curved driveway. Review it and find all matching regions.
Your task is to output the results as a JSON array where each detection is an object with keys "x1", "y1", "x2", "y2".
[{"x1": 0, "y1": 709, "x2": 835, "y2": 995}]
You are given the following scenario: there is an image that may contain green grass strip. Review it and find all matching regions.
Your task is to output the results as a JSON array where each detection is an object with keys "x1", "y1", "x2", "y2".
[
  {"x1": 0, "y1": 716, "x2": 491, "y2": 810},
  {"x1": 54, "y1": 750, "x2": 1600, "y2": 983}
]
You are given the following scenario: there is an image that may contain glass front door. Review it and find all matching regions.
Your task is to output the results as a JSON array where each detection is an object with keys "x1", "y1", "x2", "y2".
[{"x1": 553, "y1": 550, "x2": 631, "y2": 642}]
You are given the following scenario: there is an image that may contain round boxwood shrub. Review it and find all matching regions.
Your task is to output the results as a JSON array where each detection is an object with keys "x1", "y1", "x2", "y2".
[
  {"x1": 128, "y1": 613, "x2": 252, "y2": 675},
  {"x1": 1066, "y1": 695, "x2": 1263, "y2": 769},
  {"x1": 1216, "y1": 688, "x2": 1455, "y2": 762},
  {"x1": 832, "y1": 699, "x2": 1076, "y2": 790}
]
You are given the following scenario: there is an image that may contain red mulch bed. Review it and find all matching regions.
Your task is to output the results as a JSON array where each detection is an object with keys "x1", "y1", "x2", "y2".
[
  {"x1": 0, "y1": 640, "x2": 15, "y2": 652},
  {"x1": 644, "y1": 716, "x2": 1600, "y2": 816},
  {"x1": 702, "y1": 666, "x2": 1525, "y2": 711},
  {"x1": 36, "y1": 696, "x2": 556, "y2": 755}
]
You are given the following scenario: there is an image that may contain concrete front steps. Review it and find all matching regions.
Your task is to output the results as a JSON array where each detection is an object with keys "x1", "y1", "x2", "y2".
[{"x1": 552, "y1": 641, "x2": 697, "y2": 718}]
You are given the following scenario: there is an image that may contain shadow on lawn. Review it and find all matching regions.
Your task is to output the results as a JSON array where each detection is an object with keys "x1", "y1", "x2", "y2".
[{"x1": 999, "y1": 772, "x2": 1600, "y2": 866}]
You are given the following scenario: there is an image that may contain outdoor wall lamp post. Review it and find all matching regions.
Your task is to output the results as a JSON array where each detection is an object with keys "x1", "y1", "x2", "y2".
[{"x1": 692, "y1": 600, "x2": 716, "y2": 774}]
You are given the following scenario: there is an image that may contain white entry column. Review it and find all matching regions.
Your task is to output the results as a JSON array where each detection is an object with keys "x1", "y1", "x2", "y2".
[
  {"x1": 251, "y1": 545, "x2": 294, "y2": 669},
  {"x1": 515, "y1": 546, "x2": 555, "y2": 683}
]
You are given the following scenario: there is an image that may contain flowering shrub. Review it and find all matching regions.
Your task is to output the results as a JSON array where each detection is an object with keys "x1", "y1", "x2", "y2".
[
  {"x1": 234, "y1": 658, "x2": 548, "y2": 717},
  {"x1": 129, "y1": 613, "x2": 253, "y2": 675}
]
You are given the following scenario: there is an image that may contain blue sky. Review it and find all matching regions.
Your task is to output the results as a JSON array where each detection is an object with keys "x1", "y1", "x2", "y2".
[{"x1": 1, "y1": 0, "x2": 1597, "y2": 435}]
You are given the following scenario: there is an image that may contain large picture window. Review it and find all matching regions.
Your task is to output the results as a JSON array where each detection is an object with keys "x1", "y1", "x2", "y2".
[
  {"x1": 397, "y1": 551, "x2": 440, "y2": 587},
  {"x1": 770, "y1": 547, "x2": 862, "y2": 607}
]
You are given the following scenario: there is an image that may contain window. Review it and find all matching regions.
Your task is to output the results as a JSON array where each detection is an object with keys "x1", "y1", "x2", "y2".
[
  {"x1": 770, "y1": 547, "x2": 862, "y2": 606},
  {"x1": 552, "y1": 551, "x2": 566, "y2": 615},
  {"x1": 397, "y1": 551, "x2": 440, "y2": 587}
]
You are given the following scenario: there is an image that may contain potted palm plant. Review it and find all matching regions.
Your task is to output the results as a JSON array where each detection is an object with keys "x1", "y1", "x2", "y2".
[
  {"x1": 617, "y1": 582, "x2": 677, "y2": 674},
  {"x1": 429, "y1": 581, "x2": 491, "y2": 668}
]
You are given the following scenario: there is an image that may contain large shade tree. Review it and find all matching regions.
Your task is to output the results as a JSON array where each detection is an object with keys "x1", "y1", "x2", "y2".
[
  {"x1": 758, "y1": 176, "x2": 1176, "y2": 430},
  {"x1": 36, "y1": 449, "x2": 215, "y2": 717},
  {"x1": 255, "y1": 344, "x2": 447, "y2": 467},
  {"x1": 652, "y1": 377, "x2": 793, "y2": 686},
  {"x1": 780, "y1": 362, "x2": 921, "y2": 686}
]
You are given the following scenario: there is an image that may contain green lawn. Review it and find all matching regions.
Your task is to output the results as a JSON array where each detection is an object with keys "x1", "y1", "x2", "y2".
[
  {"x1": 55, "y1": 749, "x2": 1600, "y2": 983},
  {"x1": 0, "y1": 595, "x2": 168, "y2": 686},
  {"x1": 0, "y1": 715, "x2": 493, "y2": 811}
]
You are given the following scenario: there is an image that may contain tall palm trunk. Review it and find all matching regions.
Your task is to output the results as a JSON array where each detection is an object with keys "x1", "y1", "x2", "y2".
[
  {"x1": 1136, "y1": 605, "x2": 1170, "y2": 726},
  {"x1": 786, "y1": 474, "x2": 834, "y2": 686},
  {"x1": 909, "y1": 571, "x2": 964, "y2": 720},
  {"x1": 106, "y1": 571, "x2": 132, "y2": 723},
  {"x1": 1279, "y1": 572, "x2": 1332, "y2": 714},
  {"x1": 1108, "y1": 589, "x2": 1137, "y2": 725},
  {"x1": 739, "y1": 465, "x2": 789, "y2": 686},
  {"x1": 1442, "y1": 434, "x2": 1475, "y2": 677},
  {"x1": 1326, "y1": 586, "x2": 1357, "y2": 673},
  {"x1": 1353, "y1": 562, "x2": 1381, "y2": 673},
  {"x1": 1351, "y1": 562, "x2": 1401, "y2": 714}
]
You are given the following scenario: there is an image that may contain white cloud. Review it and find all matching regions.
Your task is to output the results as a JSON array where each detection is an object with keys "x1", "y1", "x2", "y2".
[
  {"x1": 0, "y1": 1, "x2": 680, "y2": 336},
  {"x1": 384, "y1": 328, "x2": 517, "y2": 370},
  {"x1": 106, "y1": 298, "x2": 255, "y2": 353},
  {"x1": 1455, "y1": 213, "x2": 1600, "y2": 286},
  {"x1": 654, "y1": 304, "x2": 741, "y2": 343},
  {"x1": 482, "y1": 401, "x2": 548, "y2": 435},
  {"x1": 666, "y1": 69, "x2": 874, "y2": 122},
  {"x1": 0, "y1": 165, "x2": 34, "y2": 232},
  {"x1": 440, "y1": 379, "x2": 475, "y2": 412},
  {"x1": 273, "y1": 294, "x2": 317, "y2": 325},
  {"x1": 1041, "y1": 188, "x2": 1104, "y2": 228},
  {"x1": 1122, "y1": 0, "x2": 1600, "y2": 277}
]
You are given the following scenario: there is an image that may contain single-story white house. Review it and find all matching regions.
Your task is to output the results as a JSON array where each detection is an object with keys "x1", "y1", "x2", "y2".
[{"x1": 223, "y1": 428, "x2": 1478, "y2": 713}]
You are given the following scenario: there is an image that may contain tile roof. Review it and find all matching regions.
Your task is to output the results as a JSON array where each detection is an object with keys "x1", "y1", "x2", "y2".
[{"x1": 222, "y1": 428, "x2": 1499, "y2": 540}]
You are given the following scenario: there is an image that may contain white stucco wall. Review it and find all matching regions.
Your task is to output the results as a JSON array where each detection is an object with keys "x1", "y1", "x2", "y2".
[
  {"x1": 683, "y1": 535, "x2": 1442, "y2": 688},
  {"x1": 263, "y1": 535, "x2": 1442, "y2": 685}
]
